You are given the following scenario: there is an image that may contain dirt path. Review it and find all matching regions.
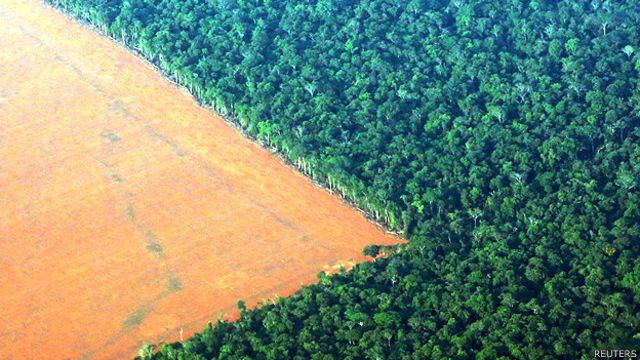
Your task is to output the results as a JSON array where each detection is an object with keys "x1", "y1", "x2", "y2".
[{"x1": 0, "y1": 0, "x2": 401, "y2": 358}]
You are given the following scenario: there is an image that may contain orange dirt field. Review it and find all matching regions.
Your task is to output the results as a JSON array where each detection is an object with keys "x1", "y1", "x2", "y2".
[{"x1": 0, "y1": 0, "x2": 401, "y2": 358}]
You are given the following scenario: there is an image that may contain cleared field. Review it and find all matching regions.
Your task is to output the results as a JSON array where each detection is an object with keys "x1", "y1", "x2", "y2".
[{"x1": 0, "y1": 0, "x2": 400, "y2": 358}]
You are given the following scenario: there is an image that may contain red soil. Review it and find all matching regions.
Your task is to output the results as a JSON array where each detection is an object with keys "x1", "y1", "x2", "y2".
[{"x1": 0, "y1": 0, "x2": 401, "y2": 358}]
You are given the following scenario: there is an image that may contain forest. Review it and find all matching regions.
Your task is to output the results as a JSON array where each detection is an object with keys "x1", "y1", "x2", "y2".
[{"x1": 43, "y1": 0, "x2": 640, "y2": 358}]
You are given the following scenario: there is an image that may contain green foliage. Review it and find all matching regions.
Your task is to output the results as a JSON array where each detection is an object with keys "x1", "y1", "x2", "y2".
[
  {"x1": 49, "y1": 0, "x2": 640, "y2": 358},
  {"x1": 362, "y1": 244, "x2": 381, "y2": 258},
  {"x1": 623, "y1": 45, "x2": 635, "y2": 58},
  {"x1": 257, "y1": 120, "x2": 276, "y2": 141},
  {"x1": 137, "y1": 344, "x2": 156, "y2": 360},
  {"x1": 565, "y1": 38, "x2": 579, "y2": 54}
]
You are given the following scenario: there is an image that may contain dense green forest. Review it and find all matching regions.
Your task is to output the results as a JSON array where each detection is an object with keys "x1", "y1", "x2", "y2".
[{"x1": 46, "y1": 0, "x2": 640, "y2": 358}]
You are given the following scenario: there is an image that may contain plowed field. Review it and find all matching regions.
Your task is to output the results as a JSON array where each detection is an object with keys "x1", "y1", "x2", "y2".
[{"x1": 0, "y1": 1, "x2": 400, "y2": 358}]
